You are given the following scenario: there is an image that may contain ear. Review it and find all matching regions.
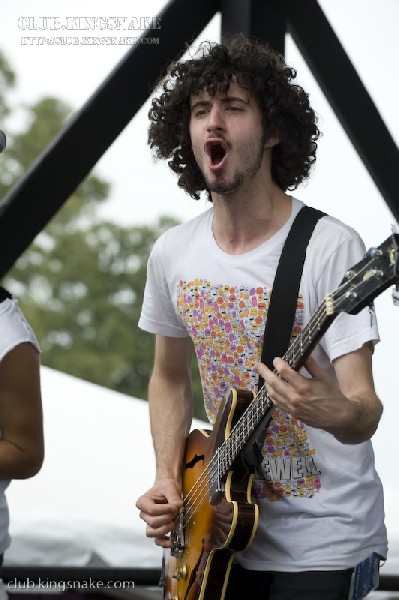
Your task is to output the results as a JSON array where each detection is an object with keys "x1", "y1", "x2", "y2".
[{"x1": 264, "y1": 135, "x2": 280, "y2": 149}]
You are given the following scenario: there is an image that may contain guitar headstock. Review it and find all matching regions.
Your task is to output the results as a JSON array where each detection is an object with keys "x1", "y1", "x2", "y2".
[{"x1": 331, "y1": 233, "x2": 399, "y2": 316}]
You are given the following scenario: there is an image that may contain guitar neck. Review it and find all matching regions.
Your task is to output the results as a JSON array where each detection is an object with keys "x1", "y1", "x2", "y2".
[{"x1": 284, "y1": 296, "x2": 335, "y2": 371}]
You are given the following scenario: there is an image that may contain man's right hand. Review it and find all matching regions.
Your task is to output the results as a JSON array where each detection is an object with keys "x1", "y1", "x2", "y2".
[{"x1": 136, "y1": 478, "x2": 183, "y2": 548}]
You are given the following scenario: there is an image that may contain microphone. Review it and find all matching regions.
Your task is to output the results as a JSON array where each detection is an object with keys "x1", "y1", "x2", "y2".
[{"x1": 0, "y1": 130, "x2": 6, "y2": 153}]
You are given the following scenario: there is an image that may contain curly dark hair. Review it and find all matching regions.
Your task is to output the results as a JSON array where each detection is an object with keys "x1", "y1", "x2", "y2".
[{"x1": 148, "y1": 34, "x2": 320, "y2": 200}]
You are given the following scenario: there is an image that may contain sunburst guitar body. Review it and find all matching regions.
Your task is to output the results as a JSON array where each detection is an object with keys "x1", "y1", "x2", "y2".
[{"x1": 162, "y1": 388, "x2": 259, "y2": 600}]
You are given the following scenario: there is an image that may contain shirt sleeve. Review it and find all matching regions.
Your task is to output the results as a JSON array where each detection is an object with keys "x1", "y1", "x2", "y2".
[
  {"x1": 313, "y1": 226, "x2": 380, "y2": 362},
  {"x1": 0, "y1": 298, "x2": 41, "y2": 362},
  {"x1": 138, "y1": 234, "x2": 189, "y2": 338}
]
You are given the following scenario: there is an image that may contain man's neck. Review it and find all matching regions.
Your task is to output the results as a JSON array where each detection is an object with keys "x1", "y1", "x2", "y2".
[{"x1": 211, "y1": 186, "x2": 292, "y2": 255}]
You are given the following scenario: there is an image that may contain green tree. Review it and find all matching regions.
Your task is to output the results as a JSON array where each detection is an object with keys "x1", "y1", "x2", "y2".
[
  {"x1": 7, "y1": 216, "x2": 164, "y2": 396},
  {"x1": 0, "y1": 51, "x2": 15, "y2": 123},
  {"x1": 7, "y1": 214, "x2": 206, "y2": 419}
]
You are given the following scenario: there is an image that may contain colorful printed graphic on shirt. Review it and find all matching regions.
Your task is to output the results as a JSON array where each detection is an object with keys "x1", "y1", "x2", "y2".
[
  {"x1": 254, "y1": 414, "x2": 321, "y2": 501},
  {"x1": 176, "y1": 279, "x2": 321, "y2": 501}
]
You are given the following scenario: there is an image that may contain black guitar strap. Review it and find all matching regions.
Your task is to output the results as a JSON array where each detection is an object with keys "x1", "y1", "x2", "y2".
[
  {"x1": 258, "y1": 205, "x2": 326, "y2": 387},
  {"x1": 250, "y1": 205, "x2": 325, "y2": 472}
]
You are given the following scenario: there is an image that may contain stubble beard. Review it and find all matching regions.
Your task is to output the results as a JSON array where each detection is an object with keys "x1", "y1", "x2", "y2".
[{"x1": 204, "y1": 138, "x2": 265, "y2": 197}]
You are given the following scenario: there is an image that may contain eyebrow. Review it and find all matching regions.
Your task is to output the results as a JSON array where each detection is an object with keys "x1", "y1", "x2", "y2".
[{"x1": 190, "y1": 95, "x2": 250, "y2": 112}]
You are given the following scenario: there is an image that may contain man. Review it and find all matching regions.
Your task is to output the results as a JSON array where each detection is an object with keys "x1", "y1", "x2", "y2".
[
  {"x1": 0, "y1": 286, "x2": 44, "y2": 571},
  {"x1": 136, "y1": 35, "x2": 387, "y2": 599}
]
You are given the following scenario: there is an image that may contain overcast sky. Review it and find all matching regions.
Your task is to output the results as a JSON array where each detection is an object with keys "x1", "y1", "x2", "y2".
[{"x1": 2, "y1": 0, "x2": 399, "y2": 568}]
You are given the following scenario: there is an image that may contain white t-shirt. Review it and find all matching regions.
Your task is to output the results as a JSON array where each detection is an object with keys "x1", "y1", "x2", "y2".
[
  {"x1": 139, "y1": 197, "x2": 388, "y2": 571},
  {"x1": 0, "y1": 295, "x2": 40, "y2": 555}
]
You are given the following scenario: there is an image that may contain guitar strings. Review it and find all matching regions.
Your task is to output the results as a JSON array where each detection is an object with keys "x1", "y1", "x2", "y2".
[{"x1": 176, "y1": 252, "x2": 384, "y2": 530}]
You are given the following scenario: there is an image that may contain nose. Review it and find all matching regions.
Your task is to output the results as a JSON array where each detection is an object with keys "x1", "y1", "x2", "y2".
[{"x1": 206, "y1": 104, "x2": 224, "y2": 134}]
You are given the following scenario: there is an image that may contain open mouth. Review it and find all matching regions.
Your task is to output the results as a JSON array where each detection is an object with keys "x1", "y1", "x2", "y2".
[{"x1": 206, "y1": 140, "x2": 227, "y2": 167}]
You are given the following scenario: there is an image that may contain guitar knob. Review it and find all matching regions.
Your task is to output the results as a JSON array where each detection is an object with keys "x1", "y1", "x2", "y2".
[{"x1": 176, "y1": 564, "x2": 188, "y2": 580}]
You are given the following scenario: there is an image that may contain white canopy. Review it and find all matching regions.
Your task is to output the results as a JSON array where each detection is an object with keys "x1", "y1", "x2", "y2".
[{"x1": 5, "y1": 366, "x2": 166, "y2": 567}]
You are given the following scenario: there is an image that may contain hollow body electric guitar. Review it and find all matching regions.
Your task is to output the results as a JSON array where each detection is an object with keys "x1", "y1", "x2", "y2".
[{"x1": 162, "y1": 233, "x2": 399, "y2": 600}]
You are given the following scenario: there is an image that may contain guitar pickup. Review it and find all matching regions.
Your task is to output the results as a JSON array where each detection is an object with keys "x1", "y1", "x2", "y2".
[
  {"x1": 209, "y1": 477, "x2": 225, "y2": 505},
  {"x1": 170, "y1": 508, "x2": 185, "y2": 557}
]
